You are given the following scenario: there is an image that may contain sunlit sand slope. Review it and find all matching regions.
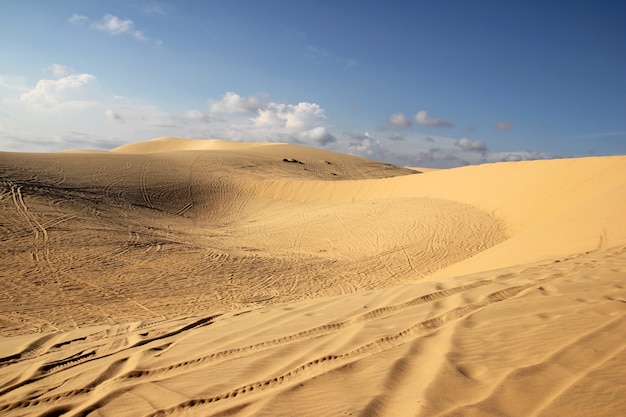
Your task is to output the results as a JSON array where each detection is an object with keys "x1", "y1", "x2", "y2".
[
  {"x1": 0, "y1": 139, "x2": 624, "y2": 416},
  {"x1": 253, "y1": 155, "x2": 626, "y2": 273}
]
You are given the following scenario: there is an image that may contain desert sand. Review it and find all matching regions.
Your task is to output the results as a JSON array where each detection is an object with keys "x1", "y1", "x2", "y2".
[{"x1": 0, "y1": 137, "x2": 624, "y2": 417}]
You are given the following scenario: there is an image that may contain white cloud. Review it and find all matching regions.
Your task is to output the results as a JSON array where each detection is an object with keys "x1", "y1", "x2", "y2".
[
  {"x1": 131, "y1": 92, "x2": 334, "y2": 146},
  {"x1": 387, "y1": 113, "x2": 411, "y2": 128},
  {"x1": 19, "y1": 73, "x2": 98, "y2": 107},
  {"x1": 92, "y1": 14, "x2": 147, "y2": 41},
  {"x1": 209, "y1": 91, "x2": 261, "y2": 114},
  {"x1": 68, "y1": 13, "x2": 88, "y2": 24},
  {"x1": 92, "y1": 15, "x2": 131, "y2": 34},
  {"x1": 70, "y1": 14, "x2": 158, "y2": 44},
  {"x1": 347, "y1": 132, "x2": 383, "y2": 156},
  {"x1": 49, "y1": 64, "x2": 73, "y2": 77},
  {"x1": 1, "y1": 71, "x2": 550, "y2": 169},
  {"x1": 414, "y1": 110, "x2": 453, "y2": 127},
  {"x1": 253, "y1": 106, "x2": 283, "y2": 127},
  {"x1": 496, "y1": 120, "x2": 513, "y2": 132},
  {"x1": 255, "y1": 102, "x2": 326, "y2": 130},
  {"x1": 297, "y1": 126, "x2": 336, "y2": 146},
  {"x1": 454, "y1": 137, "x2": 487, "y2": 152}
]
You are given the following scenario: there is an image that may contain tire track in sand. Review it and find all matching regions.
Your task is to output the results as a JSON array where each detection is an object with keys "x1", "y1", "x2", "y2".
[
  {"x1": 6, "y1": 181, "x2": 50, "y2": 265},
  {"x1": 134, "y1": 285, "x2": 533, "y2": 417},
  {"x1": 0, "y1": 315, "x2": 220, "y2": 406},
  {"x1": 115, "y1": 278, "x2": 509, "y2": 382}
]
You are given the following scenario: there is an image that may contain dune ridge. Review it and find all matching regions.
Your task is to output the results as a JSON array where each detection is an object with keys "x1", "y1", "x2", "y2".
[
  {"x1": 0, "y1": 138, "x2": 624, "y2": 416},
  {"x1": 111, "y1": 137, "x2": 285, "y2": 153}
]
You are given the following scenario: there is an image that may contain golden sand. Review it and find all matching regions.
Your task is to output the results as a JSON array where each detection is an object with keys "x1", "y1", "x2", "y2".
[{"x1": 1, "y1": 137, "x2": 624, "y2": 416}]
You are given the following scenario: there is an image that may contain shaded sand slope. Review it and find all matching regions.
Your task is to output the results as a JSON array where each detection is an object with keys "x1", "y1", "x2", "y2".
[{"x1": 0, "y1": 138, "x2": 625, "y2": 416}]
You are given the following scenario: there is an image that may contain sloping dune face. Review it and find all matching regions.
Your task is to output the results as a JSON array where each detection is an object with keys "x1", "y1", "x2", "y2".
[
  {"x1": 0, "y1": 138, "x2": 625, "y2": 417},
  {"x1": 0, "y1": 139, "x2": 499, "y2": 335}
]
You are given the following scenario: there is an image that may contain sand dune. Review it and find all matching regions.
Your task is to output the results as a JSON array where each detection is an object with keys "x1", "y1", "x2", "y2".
[{"x1": 0, "y1": 138, "x2": 624, "y2": 416}]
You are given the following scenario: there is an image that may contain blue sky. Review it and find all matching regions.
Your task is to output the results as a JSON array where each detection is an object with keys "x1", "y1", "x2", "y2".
[{"x1": 1, "y1": 1, "x2": 625, "y2": 167}]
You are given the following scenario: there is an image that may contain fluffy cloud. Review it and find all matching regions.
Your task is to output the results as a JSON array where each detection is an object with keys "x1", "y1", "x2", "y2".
[
  {"x1": 414, "y1": 110, "x2": 453, "y2": 127},
  {"x1": 209, "y1": 91, "x2": 261, "y2": 114},
  {"x1": 347, "y1": 132, "x2": 383, "y2": 157},
  {"x1": 496, "y1": 121, "x2": 513, "y2": 132},
  {"x1": 454, "y1": 137, "x2": 487, "y2": 152},
  {"x1": 19, "y1": 73, "x2": 98, "y2": 107},
  {"x1": 254, "y1": 102, "x2": 326, "y2": 130},
  {"x1": 387, "y1": 113, "x2": 411, "y2": 128},
  {"x1": 297, "y1": 126, "x2": 336, "y2": 145},
  {"x1": 100, "y1": 92, "x2": 334, "y2": 146}
]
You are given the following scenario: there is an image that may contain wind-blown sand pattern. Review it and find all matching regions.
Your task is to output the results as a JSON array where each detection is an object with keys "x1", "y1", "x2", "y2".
[{"x1": 0, "y1": 137, "x2": 624, "y2": 416}]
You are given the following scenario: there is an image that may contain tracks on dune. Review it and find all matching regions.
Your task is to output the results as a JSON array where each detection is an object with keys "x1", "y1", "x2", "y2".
[
  {"x1": 0, "y1": 315, "x2": 221, "y2": 404},
  {"x1": 0, "y1": 267, "x2": 558, "y2": 416},
  {"x1": 4, "y1": 181, "x2": 50, "y2": 266},
  {"x1": 120, "y1": 279, "x2": 503, "y2": 381},
  {"x1": 136, "y1": 284, "x2": 535, "y2": 417},
  {"x1": 2, "y1": 153, "x2": 508, "y2": 335},
  {"x1": 1, "y1": 247, "x2": 623, "y2": 417}
]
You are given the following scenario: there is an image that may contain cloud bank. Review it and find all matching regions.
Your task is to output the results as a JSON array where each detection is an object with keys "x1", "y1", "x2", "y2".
[
  {"x1": 454, "y1": 137, "x2": 487, "y2": 152},
  {"x1": 18, "y1": 73, "x2": 98, "y2": 108},
  {"x1": 0, "y1": 66, "x2": 548, "y2": 167}
]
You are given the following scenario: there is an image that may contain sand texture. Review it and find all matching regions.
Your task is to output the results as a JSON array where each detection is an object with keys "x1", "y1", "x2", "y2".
[{"x1": 1, "y1": 137, "x2": 625, "y2": 416}]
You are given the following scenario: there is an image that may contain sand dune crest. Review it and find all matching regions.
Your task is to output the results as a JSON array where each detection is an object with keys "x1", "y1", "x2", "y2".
[{"x1": 111, "y1": 137, "x2": 284, "y2": 153}]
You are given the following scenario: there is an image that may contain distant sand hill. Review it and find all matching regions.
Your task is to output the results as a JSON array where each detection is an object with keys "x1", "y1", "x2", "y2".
[{"x1": 1, "y1": 137, "x2": 624, "y2": 417}]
